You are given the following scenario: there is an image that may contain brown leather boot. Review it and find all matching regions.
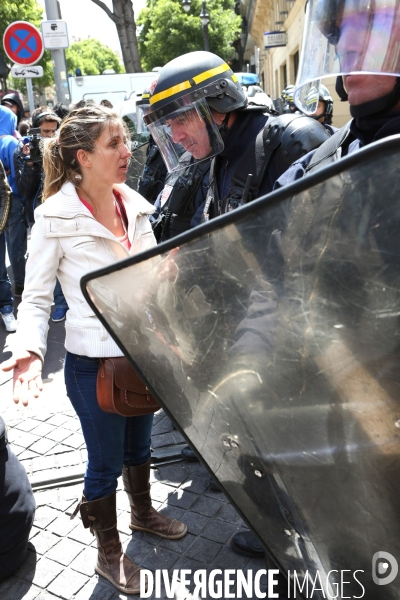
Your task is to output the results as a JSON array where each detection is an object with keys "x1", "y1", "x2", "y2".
[
  {"x1": 123, "y1": 459, "x2": 187, "y2": 539},
  {"x1": 79, "y1": 492, "x2": 143, "y2": 595}
]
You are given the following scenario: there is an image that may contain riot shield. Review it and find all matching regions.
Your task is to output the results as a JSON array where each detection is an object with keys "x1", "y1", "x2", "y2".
[
  {"x1": 82, "y1": 136, "x2": 400, "y2": 599},
  {"x1": 125, "y1": 141, "x2": 149, "y2": 190}
]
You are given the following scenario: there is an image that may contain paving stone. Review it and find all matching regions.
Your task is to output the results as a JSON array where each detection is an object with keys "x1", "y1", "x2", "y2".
[
  {"x1": 152, "y1": 416, "x2": 174, "y2": 435},
  {"x1": 150, "y1": 481, "x2": 176, "y2": 503},
  {"x1": 171, "y1": 428, "x2": 186, "y2": 444},
  {"x1": 31, "y1": 454, "x2": 57, "y2": 473},
  {"x1": 69, "y1": 546, "x2": 98, "y2": 576},
  {"x1": 34, "y1": 505, "x2": 60, "y2": 529},
  {"x1": 62, "y1": 418, "x2": 83, "y2": 432},
  {"x1": 168, "y1": 555, "x2": 206, "y2": 575},
  {"x1": 63, "y1": 432, "x2": 85, "y2": 449},
  {"x1": 15, "y1": 418, "x2": 42, "y2": 432},
  {"x1": 33, "y1": 489, "x2": 60, "y2": 507},
  {"x1": 157, "y1": 503, "x2": 185, "y2": 523},
  {"x1": 29, "y1": 437, "x2": 58, "y2": 455},
  {"x1": 29, "y1": 525, "x2": 41, "y2": 540},
  {"x1": 152, "y1": 432, "x2": 176, "y2": 448},
  {"x1": 180, "y1": 476, "x2": 209, "y2": 495},
  {"x1": 13, "y1": 430, "x2": 41, "y2": 448},
  {"x1": 184, "y1": 491, "x2": 223, "y2": 517},
  {"x1": 167, "y1": 489, "x2": 198, "y2": 510},
  {"x1": 156, "y1": 464, "x2": 189, "y2": 487},
  {"x1": 124, "y1": 537, "x2": 155, "y2": 563},
  {"x1": 185, "y1": 536, "x2": 223, "y2": 564},
  {"x1": 49, "y1": 443, "x2": 79, "y2": 455},
  {"x1": 212, "y1": 545, "x2": 253, "y2": 570},
  {"x1": 74, "y1": 578, "x2": 115, "y2": 600},
  {"x1": 58, "y1": 483, "x2": 82, "y2": 502},
  {"x1": 57, "y1": 450, "x2": 82, "y2": 467},
  {"x1": 47, "y1": 513, "x2": 80, "y2": 536},
  {"x1": 9, "y1": 442, "x2": 26, "y2": 456},
  {"x1": 47, "y1": 567, "x2": 89, "y2": 599},
  {"x1": 45, "y1": 427, "x2": 72, "y2": 443},
  {"x1": 19, "y1": 450, "x2": 40, "y2": 463},
  {"x1": 130, "y1": 529, "x2": 163, "y2": 547},
  {"x1": 45, "y1": 414, "x2": 72, "y2": 427},
  {"x1": 30, "y1": 423, "x2": 57, "y2": 437},
  {"x1": 45, "y1": 537, "x2": 85, "y2": 566},
  {"x1": 142, "y1": 546, "x2": 181, "y2": 570},
  {"x1": 0, "y1": 580, "x2": 42, "y2": 600},
  {"x1": 68, "y1": 522, "x2": 96, "y2": 546},
  {"x1": 180, "y1": 511, "x2": 210, "y2": 535},
  {"x1": 215, "y1": 502, "x2": 246, "y2": 526},
  {"x1": 30, "y1": 530, "x2": 61, "y2": 555},
  {"x1": 159, "y1": 532, "x2": 196, "y2": 555},
  {"x1": 29, "y1": 557, "x2": 64, "y2": 588},
  {"x1": 50, "y1": 498, "x2": 76, "y2": 513},
  {"x1": 201, "y1": 519, "x2": 238, "y2": 544},
  {"x1": 81, "y1": 448, "x2": 88, "y2": 462}
]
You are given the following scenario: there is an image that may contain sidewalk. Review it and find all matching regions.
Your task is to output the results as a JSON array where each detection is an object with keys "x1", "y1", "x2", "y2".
[{"x1": 0, "y1": 316, "x2": 267, "y2": 600}]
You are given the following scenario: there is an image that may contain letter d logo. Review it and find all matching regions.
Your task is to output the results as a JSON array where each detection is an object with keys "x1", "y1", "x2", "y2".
[{"x1": 372, "y1": 551, "x2": 398, "y2": 586}]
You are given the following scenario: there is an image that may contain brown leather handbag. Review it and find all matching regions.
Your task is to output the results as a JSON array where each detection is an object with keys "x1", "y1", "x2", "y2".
[{"x1": 96, "y1": 357, "x2": 160, "y2": 417}]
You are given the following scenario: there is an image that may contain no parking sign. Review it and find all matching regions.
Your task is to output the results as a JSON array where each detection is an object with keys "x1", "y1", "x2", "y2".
[{"x1": 3, "y1": 21, "x2": 44, "y2": 66}]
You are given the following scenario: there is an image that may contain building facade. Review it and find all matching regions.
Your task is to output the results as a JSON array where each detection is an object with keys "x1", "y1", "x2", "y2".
[{"x1": 239, "y1": 0, "x2": 351, "y2": 128}]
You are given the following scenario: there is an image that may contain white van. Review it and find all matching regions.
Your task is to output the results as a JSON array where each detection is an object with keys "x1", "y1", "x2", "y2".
[{"x1": 68, "y1": 72, "x2": 157, "y2": 105}]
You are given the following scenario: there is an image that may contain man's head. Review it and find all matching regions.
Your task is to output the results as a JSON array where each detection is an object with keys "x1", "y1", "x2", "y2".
[
  {"x1": 1, "y1": 93, "x2": 25, "y2": 124},
  {"x1": 31, "y1": 106, "x2": 61, "y2": 138},
  {"x1": 144, "y1": 51, "x2": 246, "y2": 171},
  {"x1": 294, "y1": 0, "x2": 400, "y2": 117}
]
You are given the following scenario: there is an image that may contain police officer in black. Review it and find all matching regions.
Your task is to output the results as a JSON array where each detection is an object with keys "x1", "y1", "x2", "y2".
[
  {"x1": 0, "y1": 415, "x2": 36, "y2": 581},
  {"x1": 144, "y1": 51, "x2": 331, "y2": 560},
  {"x1": 277, "y1": 0, "x2": 400, "y2": 187},
  {"x1": 145, "y1": 52, "x2": 329, "y2": 226},
  {"x1": 136, "y1": 90, "x2": 168, "y2": 205}
]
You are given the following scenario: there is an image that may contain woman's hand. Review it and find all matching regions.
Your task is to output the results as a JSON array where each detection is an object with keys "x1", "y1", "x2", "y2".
[
  {"x1": 1, "y1": 351, "x2": 43, "y2": 406},
  {"x1": 157, "y1": 247, "x2": 179, "y2": 282}
]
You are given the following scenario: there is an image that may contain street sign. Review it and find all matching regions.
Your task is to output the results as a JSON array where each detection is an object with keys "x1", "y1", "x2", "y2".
[
  {"x1": 41, "y1": 20, "x2": 69, "y2": 50},
  {"x1": 11, "y1": 64, "x2": 43, "y2": 78},
  {"x1": 264, "y1": 31, "x2": 287, "y2": 49},
  {"x1": 3, "y1": 21, "x2": 44, "y2": 66}
]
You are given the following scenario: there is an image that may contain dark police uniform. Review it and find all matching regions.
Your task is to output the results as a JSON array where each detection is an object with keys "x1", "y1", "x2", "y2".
[{"x1": 0, "y1": 416, "x2": 36, "y2": 582}]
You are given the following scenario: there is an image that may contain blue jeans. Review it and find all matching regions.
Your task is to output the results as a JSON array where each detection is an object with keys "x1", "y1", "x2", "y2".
[
  {"x1": 53, "y1": 278, "x2": 68, "y2": 309},
  {"x1": 4, "y1": 195, "x2": 27, "y2": 289},
  {"x1": 64, "y1": 352, "x2": 154, "y2": 501},
  {"x1": 0, "y1": 233, "x2": 12, "y2": 309}
]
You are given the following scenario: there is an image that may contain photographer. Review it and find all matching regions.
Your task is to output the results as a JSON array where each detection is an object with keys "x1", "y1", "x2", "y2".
[{"x1": 14, "y1": 107, "x2": 69, "y2": 322}]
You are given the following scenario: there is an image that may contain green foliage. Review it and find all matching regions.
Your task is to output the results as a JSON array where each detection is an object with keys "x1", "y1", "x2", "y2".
[
  {"x1": 0, "y1": 0, "x2": 54, "y2": 91},
  {"x1": 138, "y1": 0, "x2": 241, "y2": 70},
  {"x1": 66, "y1": 39, "x2": 124, "y2": 76}
]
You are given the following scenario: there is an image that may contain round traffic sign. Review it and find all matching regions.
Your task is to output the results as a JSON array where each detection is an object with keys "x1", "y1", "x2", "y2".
[{"x1": 3, "y1": 21, "x2": 44, "y2": 66}]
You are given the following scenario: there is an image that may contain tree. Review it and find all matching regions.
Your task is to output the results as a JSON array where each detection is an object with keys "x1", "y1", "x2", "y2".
[
  {"x1": 66, "y1": 39, "x2": 124, "y2": 76},
  {"x1": 137, "y1": 0, "x2": 241, "y2": 71},
  {"x1": 0, "y1": 0, "x2": 53, "y2": 94},
  {"x1": 90, "y1": 0, "x2": 142, "y2": 73}
]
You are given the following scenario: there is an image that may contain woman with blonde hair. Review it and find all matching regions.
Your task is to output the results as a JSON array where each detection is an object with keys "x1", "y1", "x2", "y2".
[{"x1": 1, "y1": 104, "x2": 187, "y2": 595}]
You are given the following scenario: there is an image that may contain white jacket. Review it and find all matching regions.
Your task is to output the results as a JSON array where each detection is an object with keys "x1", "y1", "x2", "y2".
[{"x1": 13, "y1": 181, "x2": 156, "y2": 361}]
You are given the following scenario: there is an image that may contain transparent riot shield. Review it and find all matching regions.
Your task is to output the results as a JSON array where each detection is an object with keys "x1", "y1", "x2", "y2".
[
  {"x1": 125, "y1": 141, "x2": 149, "y2": 190},
  {"x1": 81, "y1": 136, "x2": 400, "y2": 599}
]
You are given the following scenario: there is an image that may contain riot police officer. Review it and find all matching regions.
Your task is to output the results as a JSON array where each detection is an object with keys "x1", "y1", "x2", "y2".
[
  {"x1": 277, "y1": 0, "x2": 400, "y2": 186},
  {"x1": 144, "y1": 51, "x2": 330, "y2": 224},
  {"x1": 144, "y1": 50, "x2": 331, "y2": 559}
]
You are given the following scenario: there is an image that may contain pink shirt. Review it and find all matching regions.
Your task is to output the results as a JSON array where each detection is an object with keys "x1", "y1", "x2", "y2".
[{"x1": 79, "y1": 193, "x2": 131, "y2": 251}]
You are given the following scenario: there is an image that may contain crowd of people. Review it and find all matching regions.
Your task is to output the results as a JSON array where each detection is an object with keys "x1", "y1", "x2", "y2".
[{"x1": 0, "y1": 0, "x2": 399, "y2": 594}]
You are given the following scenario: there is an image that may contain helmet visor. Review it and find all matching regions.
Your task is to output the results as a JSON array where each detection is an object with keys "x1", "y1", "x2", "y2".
[
  {"x1": 136, "y1": 103, "x2": 150, "y2": 134},
  {"x1": 295, "y1": 0, "x2": 400, "y2": 113},
  {"x1": 144, "y1": 95, "x2": 224, "y2": 172}
]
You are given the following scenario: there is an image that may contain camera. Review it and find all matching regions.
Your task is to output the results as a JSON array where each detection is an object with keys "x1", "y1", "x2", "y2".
[{"x1": 23, "y1": 128, "x2": 43, "y2": 163}]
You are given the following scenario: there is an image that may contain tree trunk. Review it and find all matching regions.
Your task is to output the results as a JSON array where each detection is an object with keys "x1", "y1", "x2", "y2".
[
  {"x1": 91, "y1": 0, "x2": 136, "y2": 73},
  {"x1": 122, "y1": 0, "x2": 143, "y2": 72}
]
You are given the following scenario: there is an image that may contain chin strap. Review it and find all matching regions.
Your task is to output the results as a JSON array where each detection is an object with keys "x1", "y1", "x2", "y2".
[
  {"x1": 336, "y1": 75, "x2": 400, "y2": 118},
  {"x1": 218, "y1": 112, "x2": 231, "y2": 138}
]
